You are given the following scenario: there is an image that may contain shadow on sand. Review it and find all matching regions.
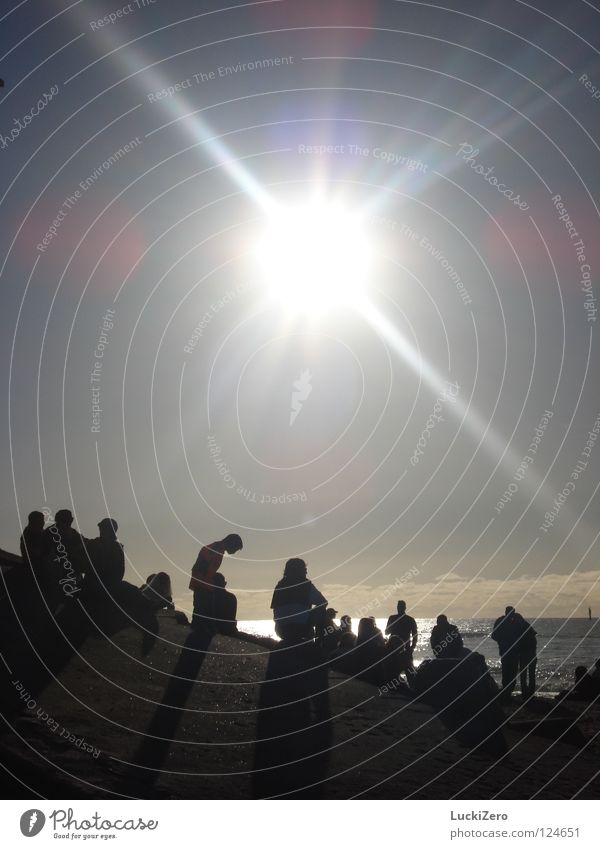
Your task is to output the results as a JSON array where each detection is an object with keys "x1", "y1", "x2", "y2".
[{"x1": 253, "y1": 640, "x2": 332, "y2": 798}]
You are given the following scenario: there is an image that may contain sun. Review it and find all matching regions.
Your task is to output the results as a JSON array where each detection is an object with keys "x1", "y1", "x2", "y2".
[{"x1": 256, "y1": 200, "x2": 372, "y2": 316}]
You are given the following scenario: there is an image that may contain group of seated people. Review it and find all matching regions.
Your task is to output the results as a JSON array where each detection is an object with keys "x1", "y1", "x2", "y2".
[
  {"x1": 269, "y1": 558, "x2": 476, "y2": 689},
  {"x1": 12, "y1": 518, "x2": 600, "y2": 709},
  {"x1": 560, "y1": 658, "x2": 600, "y2": 701},
  {"x1": 268, "y1": 560, "x2": 529, "y2": 718},
  {"x1": 14, "y1": 508, "x2": 125, "y2": 608},
  {"x1": 329, "y1": 609, "x2": 473, "y2": 689},
  {"x1": 5, "y1": 509, "x2": 183, "y2": 628}
]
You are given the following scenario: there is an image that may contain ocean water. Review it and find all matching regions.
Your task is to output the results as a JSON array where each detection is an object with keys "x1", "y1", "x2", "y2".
[{"x1": 238, "y1": 617, "x2": 600, "y2": 694}]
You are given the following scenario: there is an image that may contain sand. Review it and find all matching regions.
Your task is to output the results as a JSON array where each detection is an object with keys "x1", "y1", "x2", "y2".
[{"x1": 1, "y1": 614, "x2": 599, "y2": 799}]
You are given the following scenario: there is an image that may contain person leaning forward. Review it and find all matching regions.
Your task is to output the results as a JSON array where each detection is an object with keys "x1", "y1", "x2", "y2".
[{"x1": 189, "y1": 533, "x2": 243, "y2": 634}]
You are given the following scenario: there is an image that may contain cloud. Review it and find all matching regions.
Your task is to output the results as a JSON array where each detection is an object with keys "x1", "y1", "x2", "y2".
[
  {"x1": 172, "y1": 570, "x2": 600, "y2": 620},
  {"x1": 321, "y1": 570, "x2": 600, "y2": 619}
]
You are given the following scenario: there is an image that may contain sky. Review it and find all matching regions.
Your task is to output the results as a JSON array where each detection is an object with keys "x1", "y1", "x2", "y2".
[{"x1": 1, "y1": 0, "x2": 599, "y2": 619}]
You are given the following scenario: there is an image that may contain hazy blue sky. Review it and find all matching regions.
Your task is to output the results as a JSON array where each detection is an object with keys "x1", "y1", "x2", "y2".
[{"x1": 1, "y1": 0, "x2": 599, "y2": 618}]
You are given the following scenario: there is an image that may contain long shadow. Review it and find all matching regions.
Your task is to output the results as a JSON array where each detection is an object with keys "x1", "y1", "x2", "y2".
[
  {"x1": 0, "y1": 582, "x2": 158, "y2": 721},
  {"x1": 253, "y1": 640, "x2": 332, "y2": 798},
  {"x1": 415, "y1": 657, "x2": 507, "y2": 756},
  {"x1": 128, "y1": 629, "x2": 212, "y2": 786}
]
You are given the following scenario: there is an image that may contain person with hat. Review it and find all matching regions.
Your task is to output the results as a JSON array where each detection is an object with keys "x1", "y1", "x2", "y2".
[
  {"x1": 189, "y1": 533, "x2": 243, "y2": 634},
  {"x1": 83, "y1": 518, "x2": 125, "y2": 600}
]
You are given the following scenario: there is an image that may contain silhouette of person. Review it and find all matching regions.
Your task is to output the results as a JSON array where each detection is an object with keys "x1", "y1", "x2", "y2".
[
  {"x1": 385, "y1": 600, "x2": 418, "y2": 685},
  {"x1": 512, "y1": 612, "x2": 537, "y2": 699},
  {"x1": 0, "y1": 511, "x2": 47, "y2": 643},
  {"x1": 83, "y1": 518, "x2": 125, "y2": 600},
  {"x1": 141, "y1": 572, "x2": 174, "y2": 612},
  {"x1": 352, "y1": 616, "x2": 388, "y2": 684},
  {"x1": 19, "y1": 511, "x2": 45, "y2": 579},
  {"x1": 212, "y1": 572, "x2": 238, "y2": 635},
  {"x1": 574, "y1": 666, "x2": 599, "y2": 697},
  {"x1": 322, "y1": 607, "x2": 341, "y2": 655},
  {"x1": 491, "y1": 605, "x2": 523, "y2": 702},
  {"x1": 41, "y1": 508, "x2": 86, "y2": 595},
  {"x1": 430, "y1": 614, "x2": 463, "y2": 659},
  {"x1": 337, "y1": 614, "x2": 356, "y2": 648},
  {"x1": 271, "y1": 558, "x2": 327, "y2": 644},
  {"x1": 189, "y1": 533, "x2": 243, "y2": 635},
  {"x1": 340, "y1": 614, "x2": 353, "y2": 634},
  {"x1": 357, "y1": 616, "x2": 386, "y2": 650},
  {"x1": 557, "y1": 666, "x2": 599, "y2": 701}
]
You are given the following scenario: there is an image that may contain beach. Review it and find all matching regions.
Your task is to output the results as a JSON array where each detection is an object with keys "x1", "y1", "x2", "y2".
[
  {"x1": 1, "y1": 614, "x2": 599, "y2": 799},
  {"x1": 239, "y1": 617, "x2": 600, "y2": 695}
]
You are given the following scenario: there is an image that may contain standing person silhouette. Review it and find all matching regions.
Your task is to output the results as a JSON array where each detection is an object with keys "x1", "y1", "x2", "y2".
[
  {"x1": 430, "y1": 614, "x2": 463, "y2": 658},
  {"x1": 189, "y1": 533, "x2": 243, "y2": 635},
  {"x1": 491, "y1": 605, "x2": 522, "y2": 702},
  {"x1": 386, "y1": 600, "x2": 418, "y2": 685},
  {"x1": 513, "y1": 612, "x2": 537, "y2": 700}
]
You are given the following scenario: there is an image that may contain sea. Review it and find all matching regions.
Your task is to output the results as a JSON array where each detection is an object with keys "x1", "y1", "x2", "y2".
[{"x1": 238, "y1": 617, "x2": 600, "y2": 694}]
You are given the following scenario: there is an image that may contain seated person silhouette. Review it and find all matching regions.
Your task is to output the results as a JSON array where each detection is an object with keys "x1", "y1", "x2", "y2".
[
  {"x1": 0, "y1": 511, "x2": 47, "y2": 644},
  {"x1": 271, "y1": 558, "x2": 327, "y2": 644},
  {"x1": 351, "y1": 617, "x2": 388, "y2": 684},
  {"x1": 212, "y1": 572, "x2": 238, "y2": 635},
  {"x1": 559, "y1": 665, "x2": 600, "y2": 700},
  {"x1": 574, "y1": 666, "x2": 597, "y2": 697},
  {"x1": 41, "y1": 508, "x2": 87, "y2": 598},
  {"x1": 415, "y1": 648, "x2": 504, "y2": 753},
  {"x1": 337, "y1": 614, "x2": 356, "y2": 648},
  {"x1": 430, "y1": 614, "x2": 463, "y2": 658},
  {"x1": 83, "y1": 518, "x2": 125, "y2": 601},
  {"x1": 322, "y1": 607, "x2": 341, "y2": 655},
  {"x1": 141, "y1": 572, "x2": 174, "y2": 612},
  {"x1": 19, "y1": 510, "x2": 45, "y2": 579}
]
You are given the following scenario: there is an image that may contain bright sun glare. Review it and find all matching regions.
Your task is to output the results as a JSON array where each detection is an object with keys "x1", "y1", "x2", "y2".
[{"x1": 257, "y1": 201, "x2": 372, "y2": 315}]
